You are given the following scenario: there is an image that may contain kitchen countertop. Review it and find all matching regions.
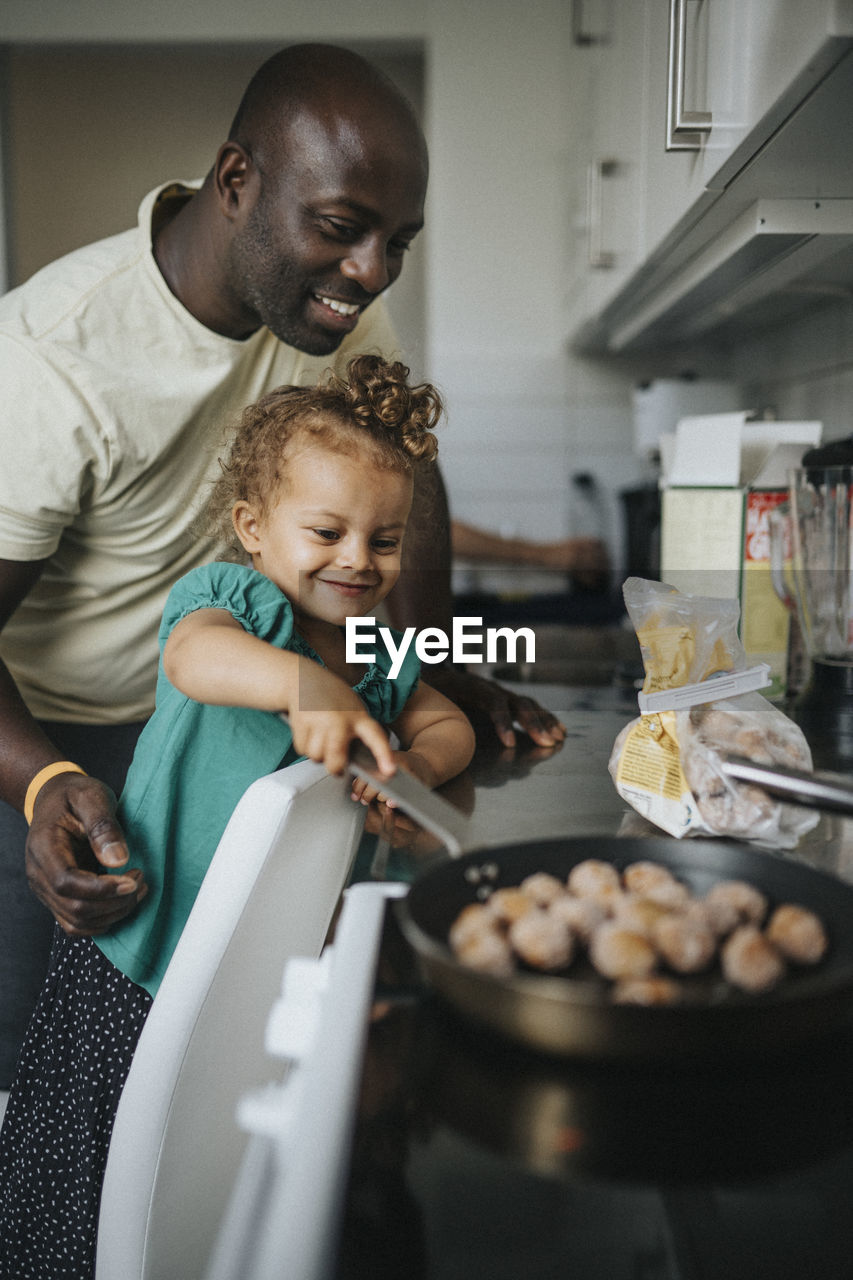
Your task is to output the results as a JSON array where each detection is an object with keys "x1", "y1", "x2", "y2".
[
  {"x1": 354, "y1": 680, "x2": 636, "y2": 884},
  {"x1": 357, "y1": 678, "x2": 853, "y2": 885}
]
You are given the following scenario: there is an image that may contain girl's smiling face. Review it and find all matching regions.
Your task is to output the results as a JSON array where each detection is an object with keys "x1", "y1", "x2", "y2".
[{"x1": 232, "y1": 441, "x2": 412, "y2": 631}]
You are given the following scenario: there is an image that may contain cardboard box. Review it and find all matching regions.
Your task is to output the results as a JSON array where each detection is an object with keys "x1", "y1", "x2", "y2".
[{"x1": 659, "y1": 413, "x2": 822, "y2": 697}]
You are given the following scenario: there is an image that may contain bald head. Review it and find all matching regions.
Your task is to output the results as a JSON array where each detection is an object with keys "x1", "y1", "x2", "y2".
[
  {"x1": 227, "y1": 43, "x2": 427, "y2": 174},
  {"x1": 155, "y1": 43, "x2": 428, "y2": 351}
]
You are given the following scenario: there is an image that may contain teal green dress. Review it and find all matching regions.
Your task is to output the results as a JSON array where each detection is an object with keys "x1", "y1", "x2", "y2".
[{"x1": 94, "y1": 561, "x2": 420, "y2": 997}]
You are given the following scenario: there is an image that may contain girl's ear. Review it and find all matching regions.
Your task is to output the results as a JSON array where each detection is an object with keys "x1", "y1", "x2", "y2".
[{"x1": 232, "y1": 501, "x2": 263, "y2": 554}]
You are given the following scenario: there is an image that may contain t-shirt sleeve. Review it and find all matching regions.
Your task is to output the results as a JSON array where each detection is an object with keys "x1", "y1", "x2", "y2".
[
  {"x1": 0, "y1": 334, "x2": 108, "y2": 560},
  {"x1": 159, "y1": 562, "x2": 296, "y2": 651}
]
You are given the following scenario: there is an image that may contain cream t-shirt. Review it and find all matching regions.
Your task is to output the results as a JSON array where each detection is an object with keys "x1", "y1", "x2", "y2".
[{"x1": 0, "y1": 183, "x2": 401, "y2": 722}]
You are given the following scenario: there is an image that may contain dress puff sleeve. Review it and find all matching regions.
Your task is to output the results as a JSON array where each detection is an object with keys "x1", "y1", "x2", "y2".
[
  {"x1": 158, "y1": 561, "x2": 296, "y2": 652},
  {"x1": 356, "y1": 630, "x2": 421, "y2": 727}
]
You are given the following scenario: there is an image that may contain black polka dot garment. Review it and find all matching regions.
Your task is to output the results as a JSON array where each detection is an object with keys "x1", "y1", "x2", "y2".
[{"x1": 0, "y1": 927, "x2": 152, "y2": 1279}]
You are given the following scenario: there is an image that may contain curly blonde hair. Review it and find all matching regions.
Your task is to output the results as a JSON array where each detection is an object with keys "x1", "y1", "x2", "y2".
[{"x1": 207, "y1": 354, "x2": 442, "y2": 556}]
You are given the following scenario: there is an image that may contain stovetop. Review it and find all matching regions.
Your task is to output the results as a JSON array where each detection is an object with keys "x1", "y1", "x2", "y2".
[
  {"x1": 329, "y1": 681, "x2": 853, "y2": 1280},
  {"x1": 334, "y1": 901, "x2": 853, "y2": 1280}
]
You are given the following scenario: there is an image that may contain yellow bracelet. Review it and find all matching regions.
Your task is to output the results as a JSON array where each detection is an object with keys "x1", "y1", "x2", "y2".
[{"x1": 24, "y1": 761, "x2": 87, "y2": 825}]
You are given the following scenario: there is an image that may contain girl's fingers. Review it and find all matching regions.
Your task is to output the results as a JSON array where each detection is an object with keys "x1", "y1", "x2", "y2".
[
  {"x1": 358, "y1": 720, "x2": 396, "y2": 776},
  {"x1": 351, "y1": 785, "x2": 380, "y2": 805},
  {"x1": 323, "y1": 738, "x2": 349, "y2": 776},
  {"x1": 350, "y1": 778, "x2": 379, "y2": 804},
  {"x1": 293, "y1": 711, "x2": 395, "y2": 779}
]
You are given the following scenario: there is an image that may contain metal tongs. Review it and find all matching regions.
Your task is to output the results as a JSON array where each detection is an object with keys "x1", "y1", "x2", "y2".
[{"x1": 722, "y1": 755, "x2": 853, "y2": 817}]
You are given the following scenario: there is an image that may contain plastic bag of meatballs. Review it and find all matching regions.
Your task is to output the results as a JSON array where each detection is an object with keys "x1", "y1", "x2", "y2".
[{"x1": 608, "y1": 577, "x2": 818, "y2": 849}]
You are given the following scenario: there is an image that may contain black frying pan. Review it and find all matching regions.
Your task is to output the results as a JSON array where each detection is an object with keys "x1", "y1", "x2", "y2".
[{"x1": 350, "y1": 747, "x2": 853, "y2": 1060}]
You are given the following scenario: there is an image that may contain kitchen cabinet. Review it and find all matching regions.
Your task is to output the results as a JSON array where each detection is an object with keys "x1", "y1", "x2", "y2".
[
  {"x1": 570, "y1": 0, "x2": 853, "y2": 352},
  {"x1": 641, "y1": 0, "x2": 712, "y2": 258},
  {"x1": 566, "y1": 0, "x2": 715, "y2": 337},
  {"x1": 698, "y1": 0, "x2": 853, "y2": 191},
  {"x1": 565, "y1": 0, "x2": 647, "y2": 323}
]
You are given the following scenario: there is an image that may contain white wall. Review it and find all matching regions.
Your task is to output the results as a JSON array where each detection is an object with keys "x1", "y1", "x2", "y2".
[
  {"x1": 0, "y1": 0, "x2": 643, "y2": 570},
  {"x1": 725, "y1": 297, "x2": 853, "y2": 447}
]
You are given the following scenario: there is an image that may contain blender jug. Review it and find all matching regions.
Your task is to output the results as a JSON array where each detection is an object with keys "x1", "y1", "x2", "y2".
[{"x1": 772, "y1": 465, "x2": 853, "y2": 770}]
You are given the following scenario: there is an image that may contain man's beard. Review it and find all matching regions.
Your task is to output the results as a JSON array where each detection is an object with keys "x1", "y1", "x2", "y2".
[{"x1": 231, "y1": 210, "x2": 348, "y2": 356}]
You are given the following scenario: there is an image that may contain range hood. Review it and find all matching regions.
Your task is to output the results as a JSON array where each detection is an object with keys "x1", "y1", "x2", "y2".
[
  {"x1": 574, "y1": 44, "x2": 853, "y2": 357},
  {"x1": 608, "y1": 198, "x2": 853, "y2": 350}
]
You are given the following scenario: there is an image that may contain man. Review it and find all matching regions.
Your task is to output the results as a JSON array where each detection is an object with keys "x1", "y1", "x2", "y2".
[{"x1": 0, "y1": 43, "x2": 564, "y2": 1085}]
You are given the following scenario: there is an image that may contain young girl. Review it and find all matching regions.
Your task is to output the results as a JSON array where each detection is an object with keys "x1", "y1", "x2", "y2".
[{"x1": 0, "y1": 354, "x2": 475, "y2": 1279}]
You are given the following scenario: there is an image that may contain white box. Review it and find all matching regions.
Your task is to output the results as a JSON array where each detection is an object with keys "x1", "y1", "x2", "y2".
[{"x1": 660, "y1": 414, "x2": 822, "y2": 696}]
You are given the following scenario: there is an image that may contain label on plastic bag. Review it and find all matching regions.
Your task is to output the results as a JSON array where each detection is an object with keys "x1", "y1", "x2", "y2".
[{"x1": 613, "y1": 711, "x2": 707, "y2": 838}]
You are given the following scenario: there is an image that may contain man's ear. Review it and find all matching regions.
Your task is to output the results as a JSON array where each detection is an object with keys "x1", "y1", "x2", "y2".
[
  {"x1": 214, "y1": 141, "x2": 257, "y2": 218},
  {"x1": 232, "y1": 500, "x2": 262, "y2": 553}
]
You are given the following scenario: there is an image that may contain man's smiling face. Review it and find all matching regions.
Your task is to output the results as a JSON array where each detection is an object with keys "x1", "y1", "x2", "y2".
[{"x1": 228, "y1": 108, "x2": 427, "y2": 355}]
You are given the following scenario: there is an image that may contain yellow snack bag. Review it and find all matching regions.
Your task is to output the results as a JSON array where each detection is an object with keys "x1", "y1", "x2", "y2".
[{"x1": 608, "y1": 578, "x2": 817, "y2": 848}]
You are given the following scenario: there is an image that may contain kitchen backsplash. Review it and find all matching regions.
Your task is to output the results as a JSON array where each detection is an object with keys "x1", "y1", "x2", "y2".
[
  {"x1": 438, "y1": 350, "x2": 646, "y2": 587},
  {"x1": 445, "y1": 289, "x2": 853, "y2": 595},
  {"x1": 728, "y1": 295, "x2": 853, "y2": 441}
]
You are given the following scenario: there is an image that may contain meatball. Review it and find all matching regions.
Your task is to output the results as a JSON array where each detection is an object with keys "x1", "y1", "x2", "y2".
[
  {"x1": 454, "y1": 928, "x2": 516, "y2": 978},
  {"x1": 589, "y1": 922, "x2": 657, "y2": 981},
  {"x1": 766, "y1": 903, "x2": 828, "y2": 965},
  {"x1": 548, "y1": 893, "x2": 608, "y2": 943},
  {"x1": 652, "y1": 912, "x2": 716, "y2": 974},
  {"x1": 519, "y1": 871, "x2": 566, "y2": 907},
  {"x1": 720, "y1": 925, "x2": 785, "y2": 994},
  {"x1": 641, "y1": 877, "x2": 691, "y2": 910},
  {"x1": 703, "y1": 880, "x2": 768, "y2": 936},
  {"x1": 448, "y1": 902, "x2": 494, "y2": 952},
  {"x1": 509, "y1": 909, "x2": 575, "y2": 972},
  {"x1": 487, "y1": 887, "x2": 536, "y2": 925},
  {"x1": 611, "y1": 894, "x2": 673, "y2": 938},
  {"x1": 612, "y1": 976, "x2": 683, "y2": 1006},
  {"x1": 622, "y1": 860, "x2": 679, "y2": 897},
  {"x1": 567, "y1": 858, "x2": 621, "y2": 902},
  {"x1": 622, "y1": 860, "x2": 690, "y2": 909}
]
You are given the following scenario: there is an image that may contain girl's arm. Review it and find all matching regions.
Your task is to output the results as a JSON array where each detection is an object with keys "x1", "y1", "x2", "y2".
[
  {"x1": 350, "y1": 679, "x2": 476, "y2": 805},
  {"x1": 163, "y1": 608, "x2": 396, "y2": 777}
]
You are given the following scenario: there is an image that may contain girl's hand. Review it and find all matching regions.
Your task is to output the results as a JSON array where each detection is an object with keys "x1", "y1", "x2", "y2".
[
  {"x1": 288, "y1": 666, "x2": 396, "y2": 778},
  {"x1": 350, "y1": 749, "x2": 437, "y2": 807}
]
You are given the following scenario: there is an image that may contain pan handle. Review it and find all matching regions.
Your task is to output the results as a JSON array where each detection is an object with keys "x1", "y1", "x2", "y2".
[
  {"x1": 348, "y1": 743, "x2": 471, "y2": 856},
  {"x1": 721, "y1": 754, "x2": 853, "y2": 816}
]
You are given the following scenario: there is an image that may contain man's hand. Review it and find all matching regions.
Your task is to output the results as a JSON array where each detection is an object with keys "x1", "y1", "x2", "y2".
[
  {"x1": 25, "y1": 772, "x2": 147, "y2": 936},
  {"x1": 425, "y1": 667, "x2": 566, "y2": 749}
]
